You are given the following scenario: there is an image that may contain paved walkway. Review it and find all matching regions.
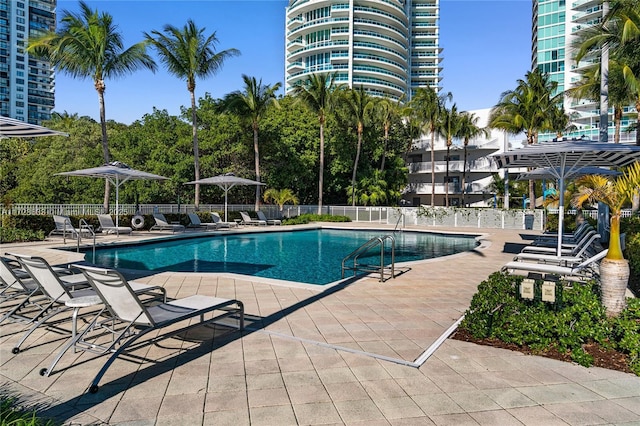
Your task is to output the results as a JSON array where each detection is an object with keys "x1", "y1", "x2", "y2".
[{"x1": 1, "y1": 225, "x2": 639, "y2": 425}]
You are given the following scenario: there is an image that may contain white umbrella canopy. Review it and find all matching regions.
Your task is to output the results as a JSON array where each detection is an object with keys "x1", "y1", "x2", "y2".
[
  {"x1": 1, "y1": 116, "x2": 69, "y2": 138},
  {"x1": 492, "y1": 138, "x2": 640, "y2": 256},
  {"x1": 185, "y1": 173, "x2": 265, "y2": 221},
  {"x1": 56, "y1": 161, "x2": 169, "y2": 230}
]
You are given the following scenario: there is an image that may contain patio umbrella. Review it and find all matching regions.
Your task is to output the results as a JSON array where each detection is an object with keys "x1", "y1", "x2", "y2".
[
  {"x1": 185, "y1": 173, "x2": 265, "y2": 221},
  {"x1": 515, "y1": 166, "x2": 621, "y2": 181},
  {"x1": 492, "y1": 138, "x2": 640, "y2": 256},
  {"x1": 56, "y1": 161, "x2": 169, "y2": 232},
  {"x1": 1, "y1": 116, "x2": 69, "y2": 138}
]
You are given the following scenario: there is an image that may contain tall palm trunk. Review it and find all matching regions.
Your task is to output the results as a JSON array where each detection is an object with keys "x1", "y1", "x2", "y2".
[
  {"x1": 636, "y1": 99, "x2": 640, "y2": 146},
  {"x1": 190, "y1": 88, "x2": 200, "y2": 210},
  {"x1": 430, "y1": 128, "x2": 436, "y2": 206},
  {"x1": 445, "y1": 142, "x2": 451, "y2": 207},
  {"x1": 318, "y1": 118, "x2": 325, "y2": 214},
  {"x1": 351, "y1": 126, "x2": 363, "y2": 207},
  {"x1": 614, "y1": 105, "x2": 622, "y2": 143},
  {"x1": 97, "y1": 81, "x2": 110, "y2": 213},
  {"x1": 462, "y1": 140, "x2": 468, "y2": 207},
  {"x1": 380, "y1": 124, "x2": 389, "y2": 172},
  {"x1": 253, "y1": 123, "x2": 261, "y2": 210}
]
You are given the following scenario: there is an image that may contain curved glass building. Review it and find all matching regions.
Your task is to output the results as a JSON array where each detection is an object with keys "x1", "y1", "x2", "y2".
[{"x1": 285, "y1": 0, "x2": 442, "y2": 100}]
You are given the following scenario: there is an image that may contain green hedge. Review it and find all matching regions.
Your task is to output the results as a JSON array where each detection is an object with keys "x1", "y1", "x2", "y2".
[
  {"x1": 282, "y1": 213, "x2": 351, "y2": 225},
  {"x1": 623, "y1": 215, "x2": 640, "y2": 296},
  {"x1": 460, "y1": 271, "x2": 640, "y2": 374}
]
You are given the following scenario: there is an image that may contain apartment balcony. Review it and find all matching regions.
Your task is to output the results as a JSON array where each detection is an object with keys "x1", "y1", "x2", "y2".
[{"x1": 408, "y1": 158, "x2": 498, "y2": 174}]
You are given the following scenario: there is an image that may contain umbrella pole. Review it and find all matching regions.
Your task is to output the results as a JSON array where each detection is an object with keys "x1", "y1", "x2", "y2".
[
  {"x1": 557, "y1": 172, "x2": 566, "y2": 257},
  {"x1": 115, "y1": 177, "x2": 120, "y2": 236}
]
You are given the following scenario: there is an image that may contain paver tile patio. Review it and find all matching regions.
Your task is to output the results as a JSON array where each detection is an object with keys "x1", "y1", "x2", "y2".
[{"x1": 2, "y1": 225, "x2": 639, "y2": 425}]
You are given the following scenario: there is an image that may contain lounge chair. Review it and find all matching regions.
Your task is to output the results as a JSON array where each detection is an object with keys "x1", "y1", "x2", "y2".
[
  {"x1": 210, "y1": 212, "x2": 238, "y2": 229},
  {"x1": 8, "y1": 253, "x2": 166, "y2": 355},
  {"x1": 240, "y1": 211, "x2": 266, "y2": 226},
  {"x1": 501, "y1": 249, "x2": 608, "y2": 282},
  {"x1": 257, "y1": 210, "x2": 281, "y2": 226},
  {"x1": 67, "y1": 264, "x2": 244, "y2": 393},
  {"x1": 151, "y1": 213, "x2": 185, "y2": 233},
  {"x1": 0, "y1": 255, "x2": 84, "y2": 324},
  {"x1": 514, "y1": 233, "x2": 602, "y2": 265},
  {"x1": 97, "y1": 214, "x2": 132, "y2": 235},
  {"x1": 49, "y1": 215, "x2": 92, "y2": 239},
  {"x1": 187, "y1": 213, "x2": 217, "y2": 230},
  {"x1": 520, "y1": 231, "x2": 602, "y2": 256}
]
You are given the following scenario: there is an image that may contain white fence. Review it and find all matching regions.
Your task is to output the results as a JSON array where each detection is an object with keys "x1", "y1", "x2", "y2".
[{"x1": 0, "y1": 203, "x2": 561, "y2": 230}]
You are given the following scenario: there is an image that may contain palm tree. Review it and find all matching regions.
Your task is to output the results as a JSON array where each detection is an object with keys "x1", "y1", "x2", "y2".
[
  {"x1": 410, "y1": 87, "x2": 451, "y2": 206},
  {"x1": 292, "y1": 73, "x2": 343, "y2": 213},
  {"x1": 458, "y1": 112, "x2": 489, "y2": 207},
  {"x1": 263, "y1": 188, "x2": 299, "y2": 218},
  {"x1": 489, "y1": 69, "x2": 560, "y2": 206},
  {"x1": 28, "y1": 0, "x2": 156, "y2": 212},
  {"x1": 223, "y1": 75, "x2": 281, "y2": 209},
  {"x1": 439, "y1": 104, "x2": 462, "y2": 207},
  {"x1": 144, "y1": 20, "x2": 239, "y2": 209},
  {"x1": 567, "y1": 62, "x2": 632, "y2": 143},
  {"x1": 572, "y1": 162, "x2": 640, "y2": 316},
  {"x1": 575, "y1": 0, "x2": 640, "y2": 145},
  {"x1": 343, "y1": 86, "x2": 376, "y2": 206},
  {"x1": 376, "y1": 96, "x2": 404, "y2": 172}
]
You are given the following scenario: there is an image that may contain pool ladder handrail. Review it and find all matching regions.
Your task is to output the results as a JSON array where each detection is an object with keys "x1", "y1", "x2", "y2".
[
  {"x1": 341, "y1": 234, "x2": 395, "y2": 282},
  {"x1": 77, "y1": 219, "x2": 96, "y2": 263}
]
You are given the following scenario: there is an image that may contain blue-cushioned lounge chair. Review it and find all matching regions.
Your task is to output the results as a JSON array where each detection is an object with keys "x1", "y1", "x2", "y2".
[
  {"x1": 69, "y1": 264, "x2": 244, "y2": 393},
  {"x1": 151, "y1": 213, "x2": 185, "y2": 233},
  {"x1": 187, "y1": 213, "x2": 217, "y2": 230},
  {"x1": 257, "y1": 211, "x2": 281, "y2": 226}
]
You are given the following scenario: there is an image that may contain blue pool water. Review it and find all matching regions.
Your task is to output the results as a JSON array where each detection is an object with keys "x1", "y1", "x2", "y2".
[{"x1": 88, "y1": 229, "x2": 478, "y2": 285}]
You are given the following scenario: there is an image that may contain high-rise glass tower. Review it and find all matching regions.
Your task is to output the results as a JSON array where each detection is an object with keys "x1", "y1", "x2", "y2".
[
  {"x1": 533, "y1": 0, "x2": 637, "y2": 142},
  {"x1": 0, "y1": 0, "x2": 56, "y2": 124},
  {"x1": 284, "y1": 0, "x2": 442, "y2": 99}
]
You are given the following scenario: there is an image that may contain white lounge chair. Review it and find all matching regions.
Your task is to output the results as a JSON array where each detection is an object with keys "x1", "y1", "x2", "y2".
[
  {"x1": 151, "y1": 213, "x2": 185, "y2": 233},
  {"x1": 240, "y1": 211, "x2": 266, "y2": 226},
  {"x1": 520, "y1": 231, "x2": 602, "y2": 256},
  {"x1": 210, "y1": 212, "x2": 238, "y2": 229},
  {"x1": 257, "y1": 210, "x2": 281, "y2": 226},
  {"x1": 501, "y1": 249, "x2": 608, "y2": 282},
  {"x1": 68, "y1": 264, "x2": 244, "y2": 393},
  {"x1": 49, "y1": 215, "x2": 92, "y2": 239},
  {"x1": 97, "y1": 214, "x2": 132, "y2": 235},
  {"x1": 8, "y1": 254, "x2": 166, "y2": 355},
  {"x1": 0, "y1": 255, "x2": 84, "y2": 324},
  {"x1": 187, "y1": 213, "x2": 217, "y2": 230}
]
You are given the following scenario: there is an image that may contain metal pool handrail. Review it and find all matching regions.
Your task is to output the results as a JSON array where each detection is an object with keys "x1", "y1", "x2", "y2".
[{"x1": 341, "y1": 234, "x2": 395, "y2": 282}]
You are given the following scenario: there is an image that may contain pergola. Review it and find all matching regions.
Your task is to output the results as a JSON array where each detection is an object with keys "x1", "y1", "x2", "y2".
[{"x1": 0, "y1": 116, "x2": 69, "y2": 138}]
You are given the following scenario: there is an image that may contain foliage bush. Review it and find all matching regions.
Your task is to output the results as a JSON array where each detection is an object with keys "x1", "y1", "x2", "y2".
[
  {"x1": 460, "y1": 271, "x2": 640, "y2": 374},
  {"x1": 0, "y1": 395, "x2": 56, "y2": 425},
  {"x1": 544, "y1": 213, "x2": 596, "y2": 233},
  {"x1": 0, "y1": 227, "x2": 45, "y2": 243},
  {"x1": 282, "y1": 213, "x2": 351, "y2": 225},
  {"x1": 622, "y1": 215, "x2": 640, "y2": 297}
]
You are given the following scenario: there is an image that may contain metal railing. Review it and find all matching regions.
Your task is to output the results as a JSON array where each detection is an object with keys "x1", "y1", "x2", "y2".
[{"x1": 341, "y1": 234, "x2": 395, "y2": 282}]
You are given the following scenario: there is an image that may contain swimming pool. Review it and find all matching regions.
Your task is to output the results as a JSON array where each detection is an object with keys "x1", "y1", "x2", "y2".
[{"x1": 88, "y1": 229, "x2": 478, "y2": 285}]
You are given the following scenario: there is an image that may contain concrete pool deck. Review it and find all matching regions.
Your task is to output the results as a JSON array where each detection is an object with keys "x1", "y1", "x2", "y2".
[{"x1": 1, "y1": 224, "x2": 639, "y2": 425}]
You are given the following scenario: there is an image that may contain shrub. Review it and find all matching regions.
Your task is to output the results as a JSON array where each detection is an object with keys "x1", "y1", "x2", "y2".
[
  {"x1": 0, "y1": 395, "x2": 56, "y2": 425},
  {"x1": 460, "y1": 272, "x2": 621, "y2": 368},
  {"x1": 0, "y1": 227, "x2": 45, "y2": 243},
  {"x1": 622, "y1": 215, "x2": 640, "y2": 296},
  {"x1": 282, "y1": 213, "x2": 351, "y2": 225},
  {"x1": 610, "y1": 298, "x2": 640, "y2": 375}
]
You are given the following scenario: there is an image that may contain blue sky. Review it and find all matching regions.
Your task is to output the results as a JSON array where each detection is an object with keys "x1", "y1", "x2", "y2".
[{"x1": 54, "y1": 0, "x2": 532, "y2": 124}]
